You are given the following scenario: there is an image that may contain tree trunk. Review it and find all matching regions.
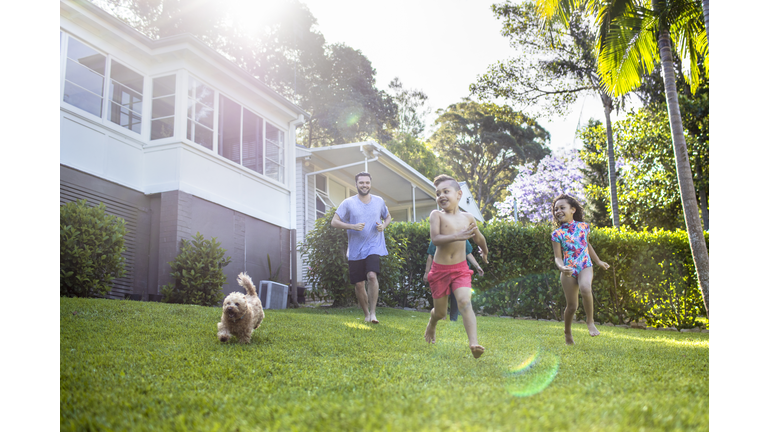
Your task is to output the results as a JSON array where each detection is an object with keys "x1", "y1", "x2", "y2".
[
  {"x1": 702, "y1": 0, "x2": 709, "y2": 43},
  {"x1": 658, "y1": 28, "x2": 709, "y2": 317},
  {"x1": 696, "y1": 157, "x2": 709, "y2": 231},
  {"x1": 600, "y1": 93, "x2": 621, "y2": 227}
]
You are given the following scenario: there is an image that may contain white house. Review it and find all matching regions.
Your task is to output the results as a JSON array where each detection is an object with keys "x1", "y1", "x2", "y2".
[
  {"x1": 59, "y1": 0, "x2": 486, "y2": 300},
  {"x1": 59, "y1": 0, "x2": 308, "y2": 299}
]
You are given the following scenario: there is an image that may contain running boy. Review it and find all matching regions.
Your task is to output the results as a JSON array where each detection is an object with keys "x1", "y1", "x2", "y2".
[
  {"x1": 550, "y1": 194, "x2": 610, "y2": 345},
  {"x1": 424, "y1": 174, "x2": 489, "y2": 358}
]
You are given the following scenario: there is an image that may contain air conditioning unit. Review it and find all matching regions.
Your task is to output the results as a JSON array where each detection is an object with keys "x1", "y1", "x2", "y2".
[{"x1": 257, "y1": 281, "x2": 288, "y2": 309}]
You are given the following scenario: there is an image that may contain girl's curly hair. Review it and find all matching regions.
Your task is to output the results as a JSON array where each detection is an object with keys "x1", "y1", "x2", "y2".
[{"x1": 551, "y1": 194, "x2": 584, "y2": 225}]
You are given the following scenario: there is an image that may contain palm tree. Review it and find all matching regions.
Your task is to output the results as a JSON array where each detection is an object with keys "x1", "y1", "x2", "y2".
[{"x1": 536, "y1": 0, "x2": 709, "y2": 317}]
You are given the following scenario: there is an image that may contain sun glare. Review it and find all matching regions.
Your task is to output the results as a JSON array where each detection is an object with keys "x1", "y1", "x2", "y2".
[{"x1": 228, "y1": 0, "x2": 292, "y2": 36}]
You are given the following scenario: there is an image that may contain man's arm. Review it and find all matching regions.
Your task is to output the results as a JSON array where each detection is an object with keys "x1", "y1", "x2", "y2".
[
  {"x1": 376, "y1": 213, "x2": 393, "y2": 232},
  {"x1": 331, "y1": 213, "x2": 364, "y2": 231}
]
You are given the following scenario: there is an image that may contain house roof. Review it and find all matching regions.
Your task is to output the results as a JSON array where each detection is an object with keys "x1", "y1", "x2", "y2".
[
  {"x1": 303, "y1": 141, "x2": 485, "y2": 221},
  {"x1": 61, "y1": 0, "x2": 310, "y2": 120}
]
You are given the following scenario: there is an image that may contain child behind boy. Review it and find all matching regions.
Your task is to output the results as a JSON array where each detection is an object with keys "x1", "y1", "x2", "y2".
[{"x1": 424, "y1": 175, "x2": 489, "y2": 358}]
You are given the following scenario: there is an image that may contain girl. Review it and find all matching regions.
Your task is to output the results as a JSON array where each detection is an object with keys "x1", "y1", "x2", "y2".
[{"x1": 550, "y1": 194, "x2": 610, "y2": 345}]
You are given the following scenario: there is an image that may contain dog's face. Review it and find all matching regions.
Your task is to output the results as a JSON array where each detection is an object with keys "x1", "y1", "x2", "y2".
[{"x1": 222, "y1": 292, "x2": 249, "y2": 319}]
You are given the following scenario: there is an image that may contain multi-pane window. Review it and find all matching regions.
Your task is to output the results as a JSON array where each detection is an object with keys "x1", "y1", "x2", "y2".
[
  {"x1": 61, "y1": 34, "x2": 145, "y2": 135},
  {"x1": 218, "y1": 95, "x2": 265, "y2": 174},
  {"x1": 265, "y1": 123, "x2": 285, "y2": 183},
  {"x1": 108, "y1": 60, "x2": 143, "y2": 133},
  {"x1": 63, "y1": 37, "x2": 106, "y2": 117},
  {"x1": 151, "y1": 75, "x2": 175, "y2": 140},
  {"x1": 315, "y1": 175, "x2": 330, "y2": 219},
  {"x1": 187, "y1": 78, "x2": 214, "y2": 149}
]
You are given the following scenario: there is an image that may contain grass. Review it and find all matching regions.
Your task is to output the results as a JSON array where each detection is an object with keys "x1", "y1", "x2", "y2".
[{"x1": 60, "y1": 298, "x2": 708, "y2": 431}]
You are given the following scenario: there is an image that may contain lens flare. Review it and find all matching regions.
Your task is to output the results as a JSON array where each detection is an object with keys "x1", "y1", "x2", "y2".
[{"x1": 505, "y1": 349, "x2": 559, "y2": 397}]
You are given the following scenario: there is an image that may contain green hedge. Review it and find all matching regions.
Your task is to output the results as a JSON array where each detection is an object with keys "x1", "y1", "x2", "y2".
[{"x1": 301, "y1": 218, "x2": 707, "y2": 329}]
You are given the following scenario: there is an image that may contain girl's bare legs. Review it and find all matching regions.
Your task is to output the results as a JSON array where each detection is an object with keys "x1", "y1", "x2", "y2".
[
  {"x1": 453, "y1": 287, "x2": 484, "y2": 358},
  {"x1": 561, "y1": 273, "x2": 580, "y2": 345},
  {"x1": 425, "y1": 295, "x2": 449, "y2": 343},
  {"x1": 577, "y1": 267, "x2": 600, "y2": 336}
]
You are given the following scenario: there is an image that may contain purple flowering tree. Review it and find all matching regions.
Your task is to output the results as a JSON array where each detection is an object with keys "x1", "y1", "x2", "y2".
[{"x1": 496, "y1": 149, "x2": 587, "y2": 223}]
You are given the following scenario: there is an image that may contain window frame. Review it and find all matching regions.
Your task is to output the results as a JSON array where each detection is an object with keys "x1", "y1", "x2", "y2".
[{"x1": 60, "y1": 31, "x2": 149, "y2": 139}]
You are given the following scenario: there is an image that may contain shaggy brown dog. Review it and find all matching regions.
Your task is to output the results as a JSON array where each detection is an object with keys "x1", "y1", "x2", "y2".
[{"x1": 217, "y1": 272, "x2": 264, "y2": 344}]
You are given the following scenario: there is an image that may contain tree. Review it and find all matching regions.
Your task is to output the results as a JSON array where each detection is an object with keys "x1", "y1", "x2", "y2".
[
  {"x1": 536, "y1": 0, "x2": 709, "y2": 315},
  {"x1": 388, "y1": 77, "x2": 432, "y2": 138},
  {"x1": 496, "y1": 149, "x2": 587, "y2": 223},
  {"x1": 428, "y1": 100, "x2": 550, "y2": 220},
  {"x1": 580, "y1": 107, "x2": 704, "y2": 230},
  {"x1": 471, "y1": 0, "x2": 623, "y2": 227},
  {"x1": 384, "y1": 134, "x2": 451, "y2": 182}
]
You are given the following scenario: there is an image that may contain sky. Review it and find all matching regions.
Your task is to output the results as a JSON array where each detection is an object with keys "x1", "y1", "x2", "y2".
[{"x1": 298, "y1": 0, "x2": 630, "y2": 150}]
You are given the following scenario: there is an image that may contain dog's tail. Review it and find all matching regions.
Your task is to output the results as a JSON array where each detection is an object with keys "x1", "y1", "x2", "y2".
[{"x1": 237, "y1": 272, "x2": 257, "y2": 297}]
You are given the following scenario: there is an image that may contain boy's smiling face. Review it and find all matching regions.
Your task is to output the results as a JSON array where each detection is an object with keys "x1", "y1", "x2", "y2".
[{"x1": 435, "y1": 181, "x2": 462, "y2": 209}]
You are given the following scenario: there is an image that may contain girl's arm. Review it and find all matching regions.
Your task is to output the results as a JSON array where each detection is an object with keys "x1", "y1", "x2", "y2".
[
  {"x1": 466, "y1": 252, "x2": 484, "y2": 276},
  {"x1": 468, "y1": 215, "x2": 489, "y2": 263},
  {"x1": 552, "y1": 241, "x2": 573, "y2": 275},
  {"x1": 587, "y1": 242, "x2": 610, "y2": 270}
]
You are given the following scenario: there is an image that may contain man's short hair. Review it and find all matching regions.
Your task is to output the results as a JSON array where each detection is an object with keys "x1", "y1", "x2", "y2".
[
  {"x1": 433, "y1": 174, "x2": 460, "y2": 191},
  {"x1": 355, "y1": 172, "x2": 372, "y2": 183}
]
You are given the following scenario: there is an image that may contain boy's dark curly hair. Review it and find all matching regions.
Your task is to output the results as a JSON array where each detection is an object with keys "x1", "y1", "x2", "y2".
[{"x1": 551, "y1": 194, "x2": 584, "y2": 225}]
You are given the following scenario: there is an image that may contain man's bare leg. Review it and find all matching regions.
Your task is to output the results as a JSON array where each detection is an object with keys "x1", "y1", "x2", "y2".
[
  {"x1": 366, "y1": 272, "x2": 380, "y2": 323},
  {"x1": 453, "y1": 287, "x2": 484, "y2": 358},
  {"x1": 425, "y1": 296, "x2": 448, "y2": 343},
  {"x1": 355, "y1": 281, "x2": 371, "y2": 321},
  {"x1": 578, "y1": 268, "x2": 600, "y2": 336},
  {"x1": 561, "y1": 273, "x2": 579, "y2": 345}
]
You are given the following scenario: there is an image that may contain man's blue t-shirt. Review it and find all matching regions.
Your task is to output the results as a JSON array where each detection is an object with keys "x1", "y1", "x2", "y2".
[
  {"x1": 427, "y1": 240, "x2": 473, "y2": 268},
  {"x1": 335, "y1": 195, "x2": 390, "y2": 261}
]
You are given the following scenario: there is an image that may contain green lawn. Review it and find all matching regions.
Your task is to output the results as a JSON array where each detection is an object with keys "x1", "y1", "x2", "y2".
[{"x1": 60, "y1": 298, "x2": 708, "y2": 431}]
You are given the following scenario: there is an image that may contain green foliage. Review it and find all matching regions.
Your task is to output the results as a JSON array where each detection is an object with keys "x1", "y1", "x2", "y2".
[
  {"x1": 579, "y1": 106, "x2": 708, "y2": 230},
  {"x1": 428, "y1": 100, "x2": 550, "y2": 220},
  {"x1": 60, "y1": 297, "x2": 709, "y2": 431},
  {"x1": 383, "y1": 133, "x2": 452, "y2": 182},
  {"x1": 160, "y1": 232, "x2": 231, "y2": 306},
  {"x1": 302, "y1": 217, "x2": 706, "y2": 328},
  {"x1": 60, "y1": 199, "x2": 127, "y2": 298},
  {"x1": 266, "y1": 253, "x2": 281, "y2": 282}
]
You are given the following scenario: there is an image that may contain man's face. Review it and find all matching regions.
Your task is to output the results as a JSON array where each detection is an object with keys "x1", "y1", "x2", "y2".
[{"x1": 356, "y1": 176, "x2": 371, "y2": 196}]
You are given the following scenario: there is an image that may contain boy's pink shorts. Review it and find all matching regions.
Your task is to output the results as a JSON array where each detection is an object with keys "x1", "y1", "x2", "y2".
[{"x1": 427, "y1": 261, "x2": 473, "y2": 299}]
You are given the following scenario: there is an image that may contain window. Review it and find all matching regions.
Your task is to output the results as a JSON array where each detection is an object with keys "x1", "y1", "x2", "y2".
[
  {"x1": 187, "y1": 78, "x2": 214, "y2": 149},
  {"x1": 63, "y1": 37, "x2": 106, "y2": 117},
  {"x1": 265, "y1": 123, "x2": 285, "y2": 183},
  {"x1": 315, "y1": 175, "x2": 330, "y2": 219},
  {"x1": 217, "y1": 95, "x2": 264, "y2": 173},
  {"x1": 151, "y1": 75, "x2": 175, "y2": 140},
  {"x1": 61, "y1": 34, "x2": 146, "y2": 135},
  {"x1": 108, "y1": 60, "x2": 143, "y2": 133}
]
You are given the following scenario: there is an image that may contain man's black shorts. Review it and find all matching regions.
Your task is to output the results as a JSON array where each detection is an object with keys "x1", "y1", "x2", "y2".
[{"x1": 348, "y1": 254, "x2": 381, "y2": 284}]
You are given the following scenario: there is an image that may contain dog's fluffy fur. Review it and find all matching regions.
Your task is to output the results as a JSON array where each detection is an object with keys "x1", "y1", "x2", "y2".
[{"x1": 217, "y1": 272, "x2": 264, "y2": 344}]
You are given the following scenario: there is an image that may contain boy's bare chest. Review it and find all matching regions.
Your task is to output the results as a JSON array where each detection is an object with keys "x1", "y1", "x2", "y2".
[{"x1": 439, "y1": 214, "x2": 469, "y2": 233}]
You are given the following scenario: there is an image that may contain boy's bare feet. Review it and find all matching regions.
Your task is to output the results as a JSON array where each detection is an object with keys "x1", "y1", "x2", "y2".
[
  {"x1": 564, "y1": 331, "x2": 574, "y2": 345},
  {"x1": 424, "y1": 321, "x2": 436, "y2": 343},
  {"x1": 470, "y1": 345, "x2": 485, "y2": 358},
  {"x1": 587, "y1": 323, "x2": 600, "y2": 336}
]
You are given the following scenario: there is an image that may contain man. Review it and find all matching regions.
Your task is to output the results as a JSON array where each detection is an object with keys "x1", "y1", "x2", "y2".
[{"x1": 331, "y1": 172, "x2": 392, "y2": 323}]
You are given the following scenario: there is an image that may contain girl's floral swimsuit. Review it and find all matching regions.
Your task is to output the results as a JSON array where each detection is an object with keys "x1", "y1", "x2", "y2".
[{"x1": 551, "y1": 221, "x2": 592, "y2": 278}]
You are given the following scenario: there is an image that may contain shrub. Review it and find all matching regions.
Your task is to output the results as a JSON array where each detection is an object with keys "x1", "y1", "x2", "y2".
[
  {"x1": 302, "y1": 216, "x2": 707, "y2": 329},
  {"x1": 160, "y1": 232, "x2": 231, "y2": 306},
  {"x1": 60, "y1": 199, "x2": 127, "y2": 298}
]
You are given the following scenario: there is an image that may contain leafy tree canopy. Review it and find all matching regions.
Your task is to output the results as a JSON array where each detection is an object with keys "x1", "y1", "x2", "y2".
[{"x1": 428, "y1": 100, "x2": 550, "y2": 220}]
